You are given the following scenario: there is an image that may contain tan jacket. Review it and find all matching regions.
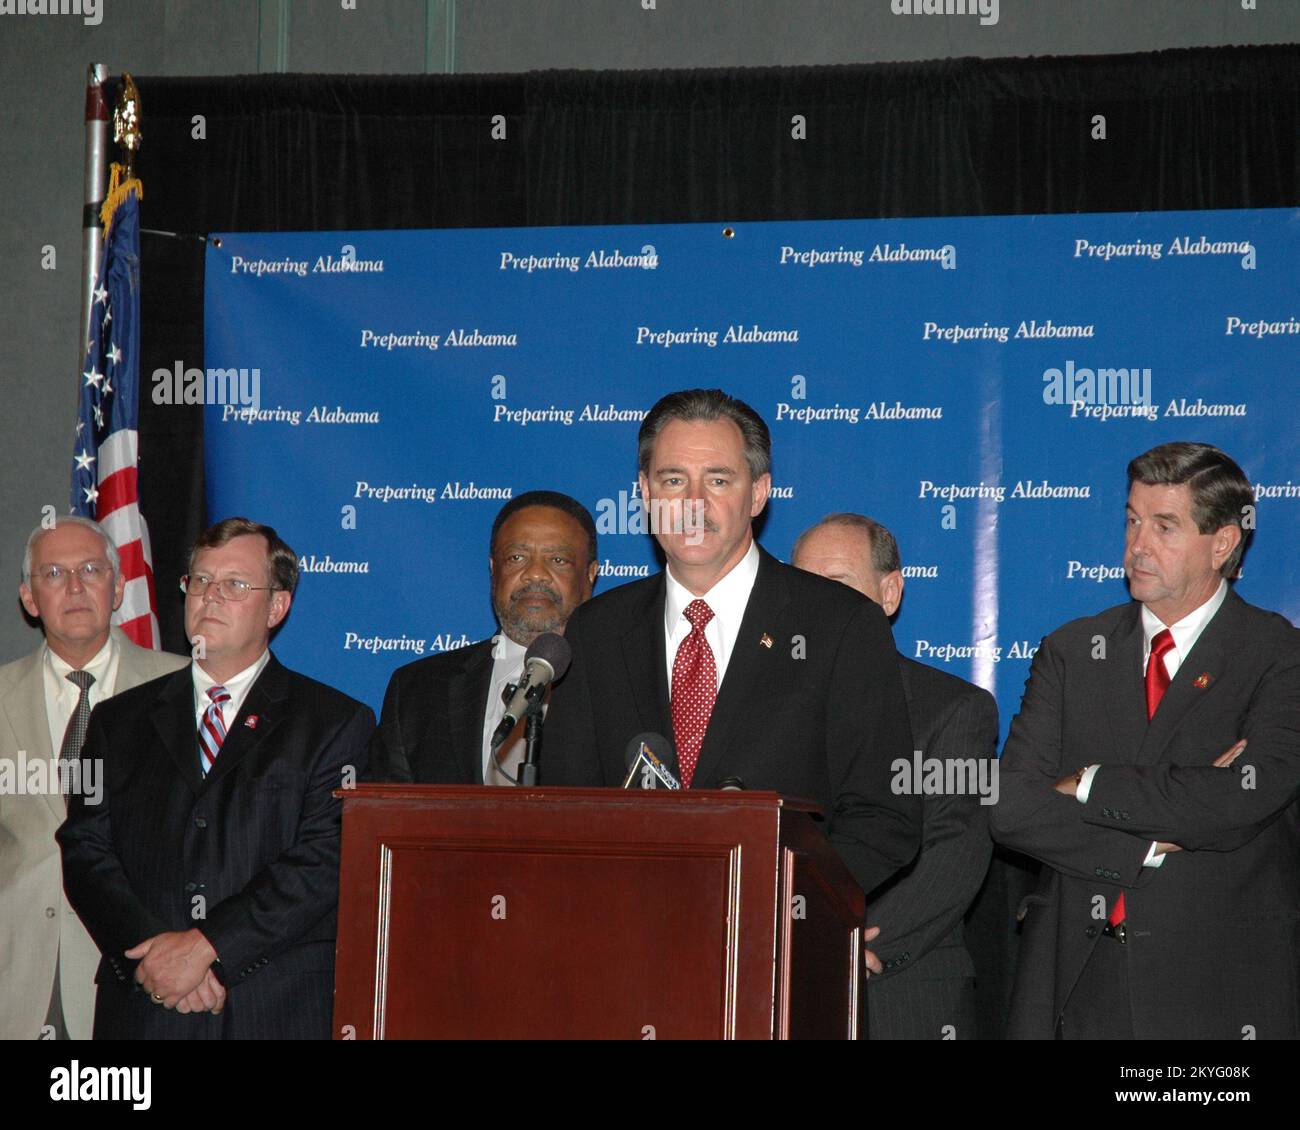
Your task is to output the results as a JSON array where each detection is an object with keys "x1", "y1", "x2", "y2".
[{"x1": 0, "y1": 627, "x2": 187, "y2": 1039}]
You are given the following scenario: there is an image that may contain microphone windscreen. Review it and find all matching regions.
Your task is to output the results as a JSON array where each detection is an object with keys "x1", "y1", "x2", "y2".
[
  {"x1": 525, "y1": 632, "x2": 572, "y2": 681},
  {"x1": 624, "y1": 731, "x2": 671, "y2": 770}
]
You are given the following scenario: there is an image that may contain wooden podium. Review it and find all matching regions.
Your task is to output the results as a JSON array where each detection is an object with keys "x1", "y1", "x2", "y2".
[{"x1": 333, "y1": 785, "x2": 864, "y2": 1039}]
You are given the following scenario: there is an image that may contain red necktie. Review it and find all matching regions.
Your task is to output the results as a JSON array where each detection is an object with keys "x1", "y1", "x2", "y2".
[
  {"x1": 1145, "y1": 628, "x2": 1175, "y2": 721},
  {"x1": 671, "y1": 599, "x2": 717, "y2": 788},
  {"x1": 1111, "y1": 629, "x2": 1177, "y2": 931}
]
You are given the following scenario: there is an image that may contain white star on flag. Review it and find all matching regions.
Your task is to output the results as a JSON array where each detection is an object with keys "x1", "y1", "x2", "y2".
[
  {"x1": 93, "y1": 405, "x2": 104, "y2": 427},
  {"x1": 82, "y1": 485, "x2": 99, "y2": 506},
  {"x1": 102, "y1": 378, "x2": 112, "y2": 395},
  {"x1": 107, "y1": 344, "x2": 122, "y2": 365},
  {"x1": 94, "y1": 285, "x2": 108, "y2": 305},
  {"x1": 74, "y1": 420, "x2": 85, "y2": 436},
  {"x1": 74, "y1": 450, "x2": 95, "y2": 471},
  {"x1": 83, "y1": 368, "x2": 102, "y2": 388}
]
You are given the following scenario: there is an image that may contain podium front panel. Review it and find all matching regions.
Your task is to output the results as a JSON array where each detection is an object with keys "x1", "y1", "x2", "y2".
[{"x1": 335, "y1": 786, "x2": 790, "y2": 1039}]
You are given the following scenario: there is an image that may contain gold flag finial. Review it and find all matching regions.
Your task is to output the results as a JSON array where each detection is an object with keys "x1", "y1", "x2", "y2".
[
  {"x1": 112, "y1": 73, "x2": 143, "y2": 171},
  {"x1": 102, "y1": 74, "x2": 144, "y2": 230}
]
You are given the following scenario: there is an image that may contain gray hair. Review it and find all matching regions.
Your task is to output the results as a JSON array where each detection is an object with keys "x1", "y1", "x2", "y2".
[
  {"x1": 792, "y1": 513, "x2": 902, "y2": 576},
  {"x1": 22, "y1": 515, "x2": 121, "y2": 583},
  {"x1": 637, "y1": 389, "x2": 772, "y2": 481}
]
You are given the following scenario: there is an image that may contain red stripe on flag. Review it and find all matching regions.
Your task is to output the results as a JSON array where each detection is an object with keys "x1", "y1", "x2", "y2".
[
  {"x1": 117, "y1": 612, "x2": 153, "y2": 649},
  {"x1": 96, "y1": 466, "x2": 138, "y2": 520},
  {"x1": 116, "y1": 537, "x2": 148, "y2": 583}
]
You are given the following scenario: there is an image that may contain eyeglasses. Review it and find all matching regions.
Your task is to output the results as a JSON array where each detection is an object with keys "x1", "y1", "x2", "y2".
[
  {"x1": 33, "y1": 561, "x2": 113, "y2": 586},
  {"x1": 180, "y1": 574, "x2": 279, "y2": 602}
]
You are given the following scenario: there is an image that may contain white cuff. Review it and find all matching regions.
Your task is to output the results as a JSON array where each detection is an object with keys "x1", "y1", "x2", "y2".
[
  {"x1": 1142, "y1": 841, "x2": 1167, "y2": 868},
  {"x1": 1075, "y1": 764, "x2": 1101, "y2": 803}
]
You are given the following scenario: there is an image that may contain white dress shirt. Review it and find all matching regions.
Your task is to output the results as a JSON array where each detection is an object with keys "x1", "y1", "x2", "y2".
[
  {"x1": 663, "y1": 538, "x2": 761, "y2": 693},
  {"x1": 481, "y1": 634, "x2": 539, "y2": 786},
  {"x1": 44, "y1": 634, "x2": 120, "y2": 758},
  {"x1": 1077, "y1": 579, "x2": 1230, "y2": 866},
  {"x1": 192, "y1": 650, "x2": 271, "y2": 736}
]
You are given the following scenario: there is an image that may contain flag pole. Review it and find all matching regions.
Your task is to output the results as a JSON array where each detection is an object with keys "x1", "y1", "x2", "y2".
[{"x1": 79, "y1": 63, "x2": 109, "y2": 386}]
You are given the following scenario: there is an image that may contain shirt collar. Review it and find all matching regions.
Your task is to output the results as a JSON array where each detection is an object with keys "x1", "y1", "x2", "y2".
[
  {"x1": 45, "y1": 632, "x2": 116, "y2": 684},
  {"x1": 1141, "y1": 578, "x2": 1229, "y2": 656},
  {"x1": 490, "y1": 634, "x2": 528, "y2": 678},
  {"x1": 193, "y1": 649, "x2": 271, "y2": 699},
  {"x1": 664, "y1": 538, "x2": 761, "y2": 635}
]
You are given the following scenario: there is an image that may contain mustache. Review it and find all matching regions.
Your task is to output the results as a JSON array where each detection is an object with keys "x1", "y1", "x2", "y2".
[{"x1": 509, "y1": 582, "x2": 562, "y2": 605}]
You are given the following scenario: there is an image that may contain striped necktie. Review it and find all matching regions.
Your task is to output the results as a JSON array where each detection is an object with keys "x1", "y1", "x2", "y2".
[{"x1": 198, "y1": 684, "x2": 231, "y2": 775}]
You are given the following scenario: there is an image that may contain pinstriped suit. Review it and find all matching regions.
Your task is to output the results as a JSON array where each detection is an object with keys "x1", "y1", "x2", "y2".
[
  {"x1": 866, "y1": 657, "x2": 997, "y2": 1040},
  {"x1": 57, "y1": 654, "x2": 374, "y2": 1039}
]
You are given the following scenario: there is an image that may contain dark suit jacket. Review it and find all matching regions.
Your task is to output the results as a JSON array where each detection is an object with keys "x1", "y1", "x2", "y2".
[
  {"x1": 366, "y1": 639, "x2": 495, "y2": 784},
  {"x1": 57, "y1": 655, "x2": 375, "y2": 1040},
  {"x1": 991, "y1": 590, "x2": 1300, "y2": 1039},
  {"x1": 866, "y1": 656, "x2": 997, "y2": 1040},
  {"x1": 544, "y1": 546, "x2": 921, "y2": 897}
]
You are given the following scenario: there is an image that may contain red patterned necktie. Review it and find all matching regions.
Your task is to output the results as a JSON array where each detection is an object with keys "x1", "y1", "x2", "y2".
[
  {"x1": 1111, "y1": 629, "x2": 1178, "y2": 933},
  {"x1": 671, "y1": 599, "x2": 717, "y2": 788},
  {"x1": 198, "y1": 684, "x2": 231, "y2": 775}
]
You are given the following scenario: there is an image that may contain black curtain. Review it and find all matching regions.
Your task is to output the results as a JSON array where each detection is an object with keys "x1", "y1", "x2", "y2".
[
  {"x1": 134, "y1": 46, "x2": 1300, "y2": 644},
  {"x1": 125, "y1": 44, "x2": 1297, "y2": 1039},
  {"x1": 131, "y1": 44, "x2": 1299, "y2": 651}
]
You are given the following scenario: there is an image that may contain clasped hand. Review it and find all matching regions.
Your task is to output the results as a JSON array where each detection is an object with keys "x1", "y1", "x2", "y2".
[{"x1": 127, "y1": 929, "x2": 225, "y2": 1014}]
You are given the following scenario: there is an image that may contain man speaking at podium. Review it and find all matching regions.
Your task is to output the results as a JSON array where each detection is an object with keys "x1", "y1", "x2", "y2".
[{"x1": 544, "y1": 389, "x2": 920, "y2": 897}]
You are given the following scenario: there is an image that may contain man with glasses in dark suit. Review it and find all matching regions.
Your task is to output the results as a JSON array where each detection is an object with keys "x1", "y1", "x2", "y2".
[{"x1": 59, "y1": 517, "x2": 374, "y2": 1039}]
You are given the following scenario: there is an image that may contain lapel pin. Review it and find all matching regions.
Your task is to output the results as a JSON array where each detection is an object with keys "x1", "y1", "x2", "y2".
[
  {"x1": 1193, "y1": 673, "x2": 1212, "y2": 689},
  {"x1": 759, "y1": 633, "x2": 773, "y2": 649},
  {"x1": 244, "y1": 715, "x2": 259, "y2": 729}
]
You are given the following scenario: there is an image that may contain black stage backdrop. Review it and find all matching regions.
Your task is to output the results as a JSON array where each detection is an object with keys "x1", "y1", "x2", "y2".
[
  {"x1": 131, "y1": 45, "x2": 1300, "y2": 653},
  {"x1": 126, "y1": 44, "x2": 1299, "y2": 1039}
]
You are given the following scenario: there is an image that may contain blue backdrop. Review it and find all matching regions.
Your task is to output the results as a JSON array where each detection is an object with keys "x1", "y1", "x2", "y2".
[{"x1": 203, "y1": 209, "x2": 1300, "y2": 742}]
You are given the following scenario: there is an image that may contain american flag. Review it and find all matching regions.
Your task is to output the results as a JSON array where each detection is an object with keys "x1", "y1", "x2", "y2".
[{"x1": 70, "y1": 174, "x2": 161, "y2": 649}]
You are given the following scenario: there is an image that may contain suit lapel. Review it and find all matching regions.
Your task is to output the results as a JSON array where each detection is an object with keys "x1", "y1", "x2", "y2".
[
  {"x1": 692, "y1": 548, "x2": 791, "y2": 786},
  {"x1": 621, "y1": 578, "x2": 672, "y2": 748},
  {"x1": 1136, "y1": 591, "x2": 1237, "y2": 766},
  {"x1": 447, "y1": 641, "x2": 495, "y2": 784},
  {"x1": 150, "y1": 666, "x2": 205, "y2": 796},
  {"x1": 0, "y1": 649, "x2": 61, "y2": 819},
  {"x1": 1096, "y1": 604, "x2": 1148, "y2": 765}
]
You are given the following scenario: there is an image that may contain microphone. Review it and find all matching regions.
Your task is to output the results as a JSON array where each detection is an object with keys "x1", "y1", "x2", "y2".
[
  {"x1": 621, "y1": 732, "x2": 681, "y2": 790},
  {"x1": 490, "y1": 632, "x2": 572, "y2": 750},
  {"x1": 718, "y1": 777, "x2": 745, "y2": 791}
]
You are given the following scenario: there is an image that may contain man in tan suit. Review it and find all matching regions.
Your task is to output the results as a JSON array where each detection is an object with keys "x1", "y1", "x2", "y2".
[{"x1": 0, "y1": 515, "x2": 186, "y2": 1039}]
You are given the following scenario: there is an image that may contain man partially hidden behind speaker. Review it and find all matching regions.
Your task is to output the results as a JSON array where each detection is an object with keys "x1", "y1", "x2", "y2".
[{"x1": 366, "y1": 491, "x2": 598, "y2": 787}]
